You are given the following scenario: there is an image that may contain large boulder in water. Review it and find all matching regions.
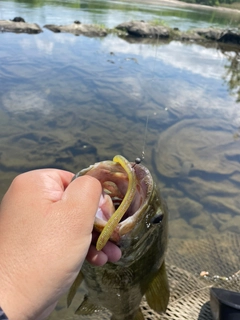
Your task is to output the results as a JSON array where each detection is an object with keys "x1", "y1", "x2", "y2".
[
  {"x1": 193, "y1": 28, "x2": 240, "y2": 44},
  {"x1": 219, "y1": 29, "x2": 240, "y2": 45},
  {"x1": 116, "y1": 20, "x2": 170, "y2": 38},
  {"x1": 44, "y1": 22, "x2": 108, "y2": 37},
  {"x1": 0, "y1": 18, "x2": 42, "y2": 34},
  {"x1": 194, "y1": 28, "x2": 224, "y2": 41}
]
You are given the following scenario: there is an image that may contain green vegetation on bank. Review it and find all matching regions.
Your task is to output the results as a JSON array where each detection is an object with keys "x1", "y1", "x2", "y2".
[
  {"x1": 150, "y1": 19, "x2": 169, "y2": 26},
  {"x1": 220, "y1": 2, "x2": 240, "y2": 8},
  {"x1": 179, "y1": 0, "x2": 240, "y2": 7}
]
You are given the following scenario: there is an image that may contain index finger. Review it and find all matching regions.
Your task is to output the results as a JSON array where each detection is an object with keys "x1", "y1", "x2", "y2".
[{"x1": 56, "y1": 170, "x2": 75, "y2": 190}]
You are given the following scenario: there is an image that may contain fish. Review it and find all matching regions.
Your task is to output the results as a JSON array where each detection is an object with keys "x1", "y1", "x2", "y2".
[{"x1": 67, "y1": 155, "x2": 169, "y2": 320}]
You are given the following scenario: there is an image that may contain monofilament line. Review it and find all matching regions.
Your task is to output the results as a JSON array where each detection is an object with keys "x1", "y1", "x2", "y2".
[{"x1": 133, "y1": 115, "x2": 149, "y2": 166}]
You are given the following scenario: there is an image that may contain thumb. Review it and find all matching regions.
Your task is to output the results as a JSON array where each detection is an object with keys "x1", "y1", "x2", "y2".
[{"x1": 58, "y1": 175, "x2": 102, "y2": 237}]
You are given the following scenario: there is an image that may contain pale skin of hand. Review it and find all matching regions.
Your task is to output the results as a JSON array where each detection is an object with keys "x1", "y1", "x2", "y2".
[{"x1": 0, "y1": 169, "x2": 121, "y2": 320}]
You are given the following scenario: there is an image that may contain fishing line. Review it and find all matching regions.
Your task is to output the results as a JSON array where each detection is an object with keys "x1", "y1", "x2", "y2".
[{"x1": 133, "y1": 114, "x2": 149, "y2": 167}]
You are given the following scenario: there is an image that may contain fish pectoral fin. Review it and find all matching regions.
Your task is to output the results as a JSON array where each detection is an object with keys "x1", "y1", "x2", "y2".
[
  {"x1": 75, "y1": 294, "x2": 105, "y2": 315},
  {"x1": 111, "y1": 308, "x2": 144, "y2": 320},
  {"x1": 67, "y1": 271, "x2": 84, "y2": 307},
  {"x1": 145, "y1": 260, "x2": 169, "y2": 313},
  {"x1": 134, "y1": 308, "x2": 144, "y2": 320}
]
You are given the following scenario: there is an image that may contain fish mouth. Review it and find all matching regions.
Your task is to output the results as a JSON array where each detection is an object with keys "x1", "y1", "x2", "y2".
[{"x1": 74, "y1": 159, "x2": 152, "y2": 244}]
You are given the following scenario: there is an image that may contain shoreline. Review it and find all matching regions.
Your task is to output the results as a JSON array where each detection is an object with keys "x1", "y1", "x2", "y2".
[{"x1": 121, "y1": 0, "x2": 240, "y2": 14}]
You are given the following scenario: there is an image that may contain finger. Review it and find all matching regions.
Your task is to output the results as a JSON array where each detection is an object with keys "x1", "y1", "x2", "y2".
[
  {"x1": 56, "y1": 175, "x2": 102, "y2": 236},
  {"x1": 91, "y1": 232, "x2": 122, "y2": 263},
  {"x1": 38, "y1": 169, "x2": 75, "y2": 202},
  {"x1": 54, "y1": 170, "x2": 75, "y2": 190},
  {"x1": 102, "y1": 241, "x2": 122, "y2": 263},
  {"x1": 86, "y1": 245, "x2": 108, "y2": 266}
]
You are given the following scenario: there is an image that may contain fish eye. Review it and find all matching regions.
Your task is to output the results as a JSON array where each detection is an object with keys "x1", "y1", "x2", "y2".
[{"x1": 151, "y1": 211, "x2": 164, "y2": 224}]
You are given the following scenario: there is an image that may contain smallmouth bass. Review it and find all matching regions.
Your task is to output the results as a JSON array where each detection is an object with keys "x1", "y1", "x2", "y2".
[{"x1": 68, "y1": 155, "x2": 169, "y2": 320}]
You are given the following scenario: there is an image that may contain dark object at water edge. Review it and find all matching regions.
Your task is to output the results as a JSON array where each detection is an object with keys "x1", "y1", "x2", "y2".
[
  {"x1": 210, "y1": 287, "x2": 240, "y2": 320},
  {"x1": 11, "y1": 17, "x2": 25, "y2": 23}
]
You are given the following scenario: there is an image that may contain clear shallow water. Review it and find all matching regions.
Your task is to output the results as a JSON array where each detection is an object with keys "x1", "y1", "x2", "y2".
[
  {"x1": 0, "y1": 0, "x2": 240, "y2": 318},
  {"x1": 1, "y1": 0, "x2": 240, "y2": 231},
  {"x1": 1, "y1": 0, "x2": 240, "y2": 29}
]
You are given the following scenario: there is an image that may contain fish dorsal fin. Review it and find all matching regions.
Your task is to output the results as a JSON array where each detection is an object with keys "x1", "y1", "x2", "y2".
[
  {"x1": 67, "y1": 271, "x2": 84, "y2": 307},
  {"x1": 75, "y1": 294, "x2": 105, "y2": 315},
  {"x1": 145, "y1": 260, "x2": 169, "y2": 313}
]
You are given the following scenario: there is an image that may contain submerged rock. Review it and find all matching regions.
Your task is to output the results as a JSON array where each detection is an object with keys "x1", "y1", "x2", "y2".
[
  {"x1": 116, "y1": 20, "x2": 170, "y2": 38},
  {"x1": 2, "y1": 17, "x2": 240, "y2": 46},
  {"x1": 219, "y1": 29, "x2": 240, "y2": 44},
  {"x1": 194, "y1": 28, "x2": 223, "y2": 40},
  {"x1": 194, "y1": 28, "x2": 240, "y2": 44},
  {"x1": 44, "y1": 22, "x2": 108, "y2": 37},
  {"x1": 116, "y1": 20, "x2": 240, "y2": 47},
  {"x1": 154, "y1": 118, "x2": 240, "y2": 231},
  {"x1": 0, "y1": 18, "x2": 42, "y2": 34}
]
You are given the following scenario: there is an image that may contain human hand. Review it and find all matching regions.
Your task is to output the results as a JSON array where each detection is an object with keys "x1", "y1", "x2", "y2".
[{"x1": 0, "y1": 169, "x2": 121, "y2": 320}]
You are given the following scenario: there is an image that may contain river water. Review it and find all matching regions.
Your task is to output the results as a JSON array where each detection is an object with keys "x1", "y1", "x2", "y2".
[{"x1": 0, "y1": 0, "x2": 240, "y2": 319}]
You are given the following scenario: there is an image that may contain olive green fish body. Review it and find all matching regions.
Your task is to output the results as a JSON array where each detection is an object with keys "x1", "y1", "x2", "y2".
[{"x1": 68, "y1": 157, "x2": 169, "y2": 319}]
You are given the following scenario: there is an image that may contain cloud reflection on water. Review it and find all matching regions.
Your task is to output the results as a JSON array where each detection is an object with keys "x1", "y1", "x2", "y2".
[
  {"x1": 102, "y1": 36, "x2": 226, "y2": 79},
  {"x1": 99, "y1": 36, "x2": 239, "y2": 125}
]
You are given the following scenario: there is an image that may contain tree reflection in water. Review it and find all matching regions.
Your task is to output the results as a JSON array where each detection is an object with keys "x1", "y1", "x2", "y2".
[{"x1": 222, "y1": 46, "x2": 240, "y2": 102}]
